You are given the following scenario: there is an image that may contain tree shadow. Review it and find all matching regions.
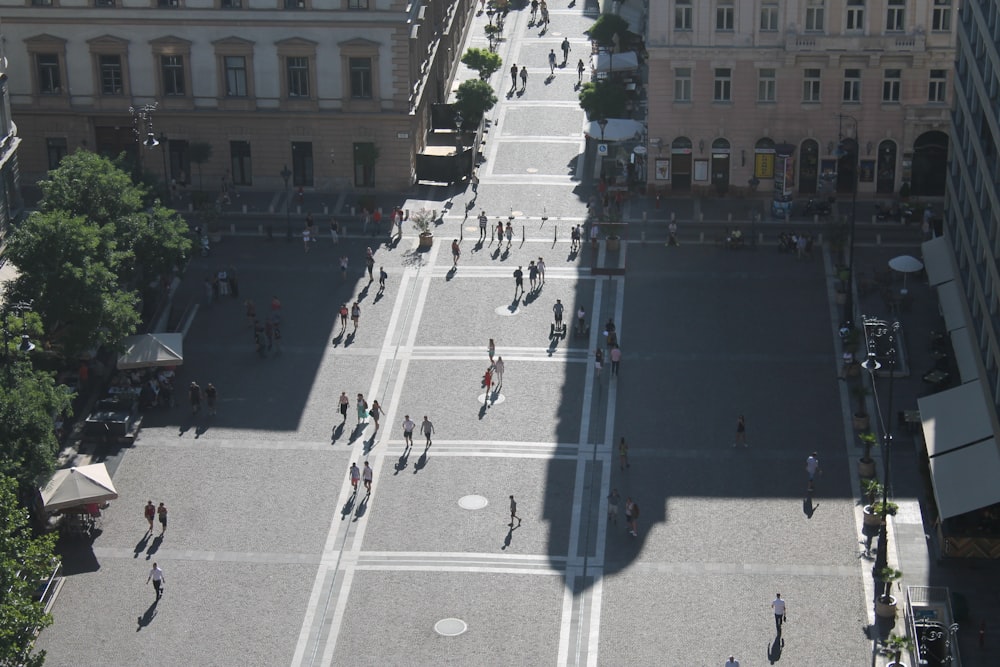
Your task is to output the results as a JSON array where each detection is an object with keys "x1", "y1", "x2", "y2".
[
  {"x1": 767, "y1": 634, "x2": 784, "y2": 663},
  {"x1": 145, "y1": 534, "x2": 163, "y2": 560},
  {"x1": 394, "y1": 445, "x2": 411, "y2": 474},
  {"x1": 136, "y1": 600, "x2": 159, "y2": 631},
  {"x1": 401, "y1": 248, "x2": 429, "y2": 267},
  {"x1": 341, "y1": 491, "x2": 356, "y2": 520}
]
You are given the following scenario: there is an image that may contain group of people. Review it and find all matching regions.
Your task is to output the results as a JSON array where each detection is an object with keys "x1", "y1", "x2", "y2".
[
  {"x1": 186, "y1": 380, "x2": 218, "y2": 416},
  {"x1": 204, "y1": 267, "x2": 240, "y2": 303},
  {"x1": 483, "y1": 341, "x2": 506, "y2": 406},
  {"x1": 529, "y1": 0, "x2": 550, "y2": 27},
  {"x1": 245, "y1": 296, "x2": 283, "y2": 357}
]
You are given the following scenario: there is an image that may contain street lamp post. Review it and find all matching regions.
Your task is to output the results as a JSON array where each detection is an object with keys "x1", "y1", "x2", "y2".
[
  {"x1": 2, "y1": 301, "x2": 36, "y2": 378},
  {"x1": 861, "y1": 316, "x2": 899, "y2": 599},
  {"x1": 598, "y1": 117, "x2": 608, "y2": 142},
  {"x1": 280, "y1": 164, "x2": 292, "y2": 241},
  {"x1": 837, "y1": 113, "x2": 860, "y2": 330},
  {"x1": 129, "y1": 103, "x2": 160, "y2": 182}
]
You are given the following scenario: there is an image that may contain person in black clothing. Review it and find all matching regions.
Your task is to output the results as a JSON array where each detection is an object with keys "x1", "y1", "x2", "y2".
[
  {"x1": 513, "y1": 266, "x2": 524, "y2": 298},
  {"x1": 189, "y1": 381, "x2": 201, "y2": 414}
]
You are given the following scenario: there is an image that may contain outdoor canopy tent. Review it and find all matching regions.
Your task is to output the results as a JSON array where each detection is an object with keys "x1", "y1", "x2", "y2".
[
  {"x1": 921, "y1": 236, "x2": 955, "y2": 286},
  {"x1": 39, "y1": 463, "x2": 118, "y2": 511},
  {"x1": 590, "y1": 51, "x2": 639, "y2": 73},
  {"x1": 583, "y1": 118, "x2": 645, "y2": 142},
  {"x1": 117, "y1": 332, "x2": 183, "y2": 370}
]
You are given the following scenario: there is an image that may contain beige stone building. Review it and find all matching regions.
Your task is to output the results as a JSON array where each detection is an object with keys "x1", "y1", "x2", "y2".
[
  {"x1": 0, "y1": 0, "x2": 474, "y2": 192},
  {"x1": 645, "y1": 0, "x2": 956, "y2": 200},
  {"x1": 0, "y1": 18, "x2": 24, "y2": 226}
]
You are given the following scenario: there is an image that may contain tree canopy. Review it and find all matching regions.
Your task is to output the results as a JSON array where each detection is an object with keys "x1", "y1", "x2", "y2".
[
  {"x1": 586, "y1": 14, "x2": 630, "y2": 47},
  {"x1": 38, "y1": 151, "x2": 143, "y2": 226},
  {"x1": 461, "y1": 48, "x2": 503, "y2": 81},
  {"x1": 578, "y1": 80, "x2": 628, "y2": 120},
  {"x1": 455, "y1": 79, "x2": 498, "y2": 125}
]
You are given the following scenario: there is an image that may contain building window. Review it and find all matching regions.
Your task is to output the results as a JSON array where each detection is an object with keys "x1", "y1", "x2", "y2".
[
  {"x1": 230, "y1": 140, "x2": 252, "y2": 186},
  {"x1": 886, "y1": 0, "x2": 905, "y2": 32},
  {"x1": 99, "y1": 55, "x2": 123, "y2": 95},
  {"x1": 284, "y1": 0, "x2": 305, "y2": 8},
  {"x1": 161, "y1": 55, "x2": 185, "y2": 96},
  {"x1": 674, "y1": 67, "x2": 691, "y2": 102},
  {"x1": 94, "y1": 0, "x2": 115, "y2": 5},
  {"x1": 353, "y1": 142, "x2": 375, "y2": 187},
  {"x1": 932, "y1": 0, "x2": 951, "y2": 32},
  {"x1": 675, "y1": 0, "x2": 692, "y2": 30},
  {"x1": 286, "y1": 57, "x2": 309, "y2": 97},
  {"x1": 46, "y1": 138, "x2": 67, "y2": 170},
  {"x1": 803, "y1": 68, "x2": 821, "y2": 102},
  {"x1": 846, "y1": 0, "x2": 864, "y2": 31},
  {"x1": 714, "y1": 68, "x2": 731, "y2": 102},
  {"x1": 842, "y1": 68, "x2": 861, "y2": 102},
  {"x1": 225, "y1": 56, "x2": 248, "y2": 97},
  {"x1": 30, "y1": 0, "x2": 54, "y2": 5},
  {"x1": 715, "y1": 1, "x2": 734, "y2": 31},
  {"x1": 928, "y1": 69, "x2": 947, "y2": 102},
  {"x1": 758, "y1": 68, "x2": 776, "y2": 102},
  {"x1": 220, "y1": 0, "x2": 242, "y2": 7},
  {"x1": 348, "y1": 0, "x2": 368, "y2": 7},
  {"x1": 350, "y1": 57, "x2": 372, "y2": 99},
  {"x1": 805, "y1": 0, "x2": 825, "y2": 32},
  {"x1": 291, "y1": 141, "x2": 313, "y2": 187},
  {"x1": 37, "y1": 54, "x2": 62, "y2": 94},
  {"x1": 882, "y1": 69, "x2": 900, "y2": 103},
  {"x1": 157, "y1": 0, "x2": 180, "y2": 6},
  {"x1": 760, "y1": 3, "x2": 778, "y2": 31}
]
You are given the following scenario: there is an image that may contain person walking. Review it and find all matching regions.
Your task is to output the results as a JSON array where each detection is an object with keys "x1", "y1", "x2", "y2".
[
  {"x1": 577, "y1": 58, "x2": 585, "y2": 83},
  {"x1": 157, "y1": 502, "x2": 168, "y2": 535},
  {"x1": 144, "y1": 500, "x2": 156, "y2": 533},
  {"x1": 451, "y1": 239, "x2": 461, "y2": 267},
  {"x1": 493, "y1": 356, "x2": 505, "y2": 388},
  {"x1": 771, "y1": 593, "x2": 786, "y2": 633},
  {"x1": 570, "y1": 224, "x2": 581, "y2": 251},
  {"x1": 272, "y1": 319, "x2": 282, "y2": 354},
  {"x1": 552, "y1": 299, "x2": 564, "y2": 326},
  {"x1": 548, "y1": 49, "x2": 557, "y2": 75},
  {"x1": 734, "y1": 414, "x2": 747, "y2": 447},
  {"x1": 607, "y1": 488, "x2": 620, "y2": 525},
  {"x1": 528, "y1": 261, "x2": 539, "y2": 291},
  {"x1": 421, "y1": 416, "x2": 434, "y2": 446},
  {"x1": 402, "y1": 415, "x2": 415, "y2": 446},
  {"x1": 537, "y1": 257, "x2": 546, "y2": 283},
  {"x1": 725, "y1": 656, "x2": 741, "y2": 667},
  {"x1": 378, "y1": 266, "x2": 388, "y2": 293},
  {"x1": 369, "y1": 400, "x2": 385, "y2": 432},
  {"x1": 513, "y1": 267, "x2": 524, "y2": 298},
  {"x1": 590, "y1": 222, "x2": 599, "y2": 248},
  {"x1": 349, "y1": 462, "x2": 360, "y2": 491},
  {"x1": 488, "y1": 338, "x2": 496, "y2": 362},
  {"x1": 329, "y1": 218, "x2": 339, "y2": 244},
  {"x1": 205, "y1": 382, "x2": 218, "y2": 416},
  {"x1": 495, "y1": 219, "x2": 504, "y2": 245},
  {"x1": 610, "y1": 346, "x2": 621, "y2": 377},
  {"x1": 510, "y1": 63, "x2": 519, "y2": 91},
  {"x1": 365, "y1": 247, "x2": 375, "y2": 282},
  {"x1": 351, "y1": 302, "x2": 361, "y2": 333},
  {"x1": 356, "y1": 393, "x2": 368, "y2": 425},
  {"x1": 530, "y1": 0, "x2": 538, "y2": 21},
  {"x1": 362, "y1": 461, "x2": 373, "y2": 494},
  {"x1": 519, "y1": 65, "x2": 528, "y2": 92},
  {"x1": 478, "y1": 211, "x2": 488, "y2": 241},
  {"x1": 339, "y1": 391, "x2": 350, "y2": 422},
  {"x1": 483, "y1": 366, "x2": 494, "y2": 406},
  {"x1": 806, "y1": 452, "x2": 821, "y2": 492},
  {"x1": 628, "y1": 500, "x2": 640, "y2": 537},
  {"x1": 624, "y1": 497, "x2": 634, "y2": 534},
  {"x1": 302, "y1": 225, "x2": 312, "y2": 252},
  {"x1": 188, "y1": 381, "x2": 202, "y2": 414},
  {"x1": 339, "y1": 255, "x2": 349, "y2": 280},
  {"x1": 339, "y1": 304, "x2": 349, "y2": 332},
  {"x1": 561, "y1": 37, "x2": 571, "y2": 64},
  {"x1": 147, "y1": 563, "x2": 165, "y2": 601},
  {"x1": 618, "y1": 436, "x2": 630, "y2": 470},
  {"x1": 509, "y1": 495, "x2": 521, "y2": 526},
  {"x1": 595, "y1": 348, "x2": 604, "y2": 377},
  {"x1": 504, "y1": 221, "x2": 514, "y2": 250}
]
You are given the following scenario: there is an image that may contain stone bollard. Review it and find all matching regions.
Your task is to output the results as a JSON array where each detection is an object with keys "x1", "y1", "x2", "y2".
[
  {"x1": 699, "y1": 212, "x2": 704, "y2": 222},
  {"x1": 323, "y1": 204, "x2": 328, "y2": 215},
  {"x1": 242, "y1": 204, "x2": 247, "y2": 214},
  {"x1": 727, "y1": 213, "x2": 732, "y2": 222},
  {"x1": 296, "y1": 205, "x2": 302, "y2": 215}
]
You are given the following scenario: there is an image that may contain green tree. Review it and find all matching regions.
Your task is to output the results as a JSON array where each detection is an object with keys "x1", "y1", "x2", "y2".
[
  {"x1": 578, "y1": 80, "x2": 628, "y2": 120},
  {"x1": 0, "y1": 363, "x2": 73, "y2": 501},
  {"x1": 38, "y1": 150, "x2": 144, "y2": 227},
  {"x1": 0, "y1": 475, "x2": 59, "y2": 667},
  {"x1": 112, "y1": 204, "x2": 191, "y2": 286},
  {"x1": 3, "y1": 211, "x2": 140, "y2": 357},
  {"x1": 586, "y1": 14, "x2": 630, "y2": 47},
  {"x1": 187, "y1": 141, "x2": 212, "y2": 191},
  {"x1": 455, "y1": 79, "x2": 498, "y2": 125},
  {"x1": 461, "y1": 47, "x2": 503, "y2": 80}
]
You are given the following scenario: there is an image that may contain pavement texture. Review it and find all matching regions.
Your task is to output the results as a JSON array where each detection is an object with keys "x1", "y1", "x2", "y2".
[{"x1": 30, "y1": 1, "x2": 997, "y2": 666}]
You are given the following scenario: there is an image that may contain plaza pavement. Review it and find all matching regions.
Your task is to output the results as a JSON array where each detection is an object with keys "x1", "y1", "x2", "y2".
[{"x1": 32, "y1": 2, "x2": 912, "y2": 666}]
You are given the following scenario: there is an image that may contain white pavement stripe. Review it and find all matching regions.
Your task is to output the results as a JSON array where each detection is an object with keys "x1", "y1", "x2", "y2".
[
  {"x1": 605, "y1": 561, "x2": 860, "y2": 578},
  {"x1": 91, "y1": 547, "x2": 321, "y2": 564}
]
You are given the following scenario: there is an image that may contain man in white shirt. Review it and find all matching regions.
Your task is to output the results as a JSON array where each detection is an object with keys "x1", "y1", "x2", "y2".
[
  {"x1": 724, "y1": 656, "x2": 740, "y2": 667},
  {"x1": 147, "y1": 563, "x2": 165, "y2": 601},
  {"x1": 401, "y1": 415, "x2": 415, "y2": 446},
  {"x1": 771, "y1": 593, "x2": 786, "y2": 633}
]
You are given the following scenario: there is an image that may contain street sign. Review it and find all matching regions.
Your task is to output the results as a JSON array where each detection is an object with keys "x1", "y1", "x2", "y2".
[{"x1": 598, "y1": 143, "x2": 608, "y2": 156}]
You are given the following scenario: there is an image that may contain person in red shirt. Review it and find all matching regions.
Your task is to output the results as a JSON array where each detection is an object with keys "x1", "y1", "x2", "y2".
[{"x1": 482, "y1": 367, "x2": 493, "y2": 406}]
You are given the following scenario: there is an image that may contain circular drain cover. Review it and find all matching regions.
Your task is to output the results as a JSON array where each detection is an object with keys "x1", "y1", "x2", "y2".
[
  {"x1": 434, "y1": 618, "x2": 468, "y2": 636},
  {"x1": 477, "y1": 392, "x2": 506, "y2": 406},
  {"x1": 458, "y1": 495, "x2": 488, "y2": 510},
  {"x1": 495, "y1": 304, "x2": 521, "y2": 316}
]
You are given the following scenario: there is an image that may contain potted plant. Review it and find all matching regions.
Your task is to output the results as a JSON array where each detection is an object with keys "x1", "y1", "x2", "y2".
[
  {"x1": 603, "y1": 214, "x2": 621, "y2": 251},
  {"x1": 858, "y1": 432, "x2": 878, "y2": 478},
  {"x1": 851, "y1": 382, "x2": 870, "y2": 431},
  {"x1": 862, "y1": 478, "x2": 884, "y2": 527},
  {"x1": 876, "y1": 567, "x2": 903, "y2": 618},
  {"x1": 411, "y1": 208, "x2": 435, "y2": 248},
  {"x1": 885, "y1": 633, "x2": 914, "y2": 667}
]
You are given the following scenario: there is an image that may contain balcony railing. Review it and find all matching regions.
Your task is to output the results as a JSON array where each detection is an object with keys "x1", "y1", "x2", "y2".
[{"x1": 785, "y1": 32, "x2": 926, "y2": 53}]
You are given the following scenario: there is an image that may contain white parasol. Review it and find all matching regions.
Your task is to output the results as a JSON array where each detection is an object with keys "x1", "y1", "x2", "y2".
[{"x1": 889, "y1": 255, "x2": 924, "y2": 294}]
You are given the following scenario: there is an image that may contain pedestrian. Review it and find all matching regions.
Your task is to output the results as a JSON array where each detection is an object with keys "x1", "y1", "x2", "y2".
[
  {"x1": 351, "y1": 301, "x2": 361, "y2": 333},
  {"x1": 509, "y1": 495, "x2": 521, "y2": 526},
  {"x1": 378, "y1": 266, "x2": 388, "y2": 293},
  {"x1": 806, "y1": 452, "x2": 821, "y2": 491},
  {"x1": 144, "y1": 500, "x2": 156, "y2": 532},
  {"x1": 452, "y1": 239, "x2": 461, "y2": 267},
  {"x1": 541, "y1": 3, "x2": 549, "y2": 26},
  {"x1": 254, "y1": 320, "x2": 266, "y2": 357},
  {"x1": 537, "y1": 257, "x2": 546, "y2": 283},
  {"x1": 528, "y1": 261, "x2": 539, "y2": 290},
  {"x1": 488, "y1": 338, "x2": 496, "y2": 362},
  {"x1": 189, "y1": 381, "x2": 201, "y2": 414},
  {"x1": 147, "y1": 563, "x2": 165, "y2": 601},
  {"x1": 402, "y1": 415, "x2": 415, "y2": 446},
  {"x1": 421, "y1": 415, "x2": 434, "y2": 446},
  {"x1": 725, "y1": 656, "x2": 740, "y2": 667},
  {"x1": 495, "y1": 219, "x2": 504, "y2": 245},
  {"x1": 590, "y1": 222, "x2": 599, "y2": 248},
  {"x1": 205, "y1": 382, "x2": 217, "y2": 416},
  {"x1": 271, "y1": 319, "x2": 282, "y2": 354},
  {"x1": 371, "y1": 209, "x2": 382, "y2": 237},
  {"x1": 513, "y1": 266, "x2": 524, "y2": 297},
  {"x1": 734, "y1": 414, "x2": 747, "y2": 447},
  {"x1": 504, "y1": 221, "x2": 513, "y2": 249},
  {"x1": 610, "y1": 346, "x2": 621, "y2": 376},
  {"x1": 628, "y1": 500, "x2": 640, "y2": 536},
  {"x1": 303, "y1": 224, "x2": 312, "y2": 252},
  {"x1": 365, "y1": 247, "x2": 375, "y2": 282},
  {"x1": 339, "y1": 391, "x2": 350, "y2": 422},
  {"x1": 157, "y1": 502, "x2": 168, "y2": 535},
  {"x1": 771, "y1": 593, "x2": 786, "y2": 633},
  {"x1": 520, "y1": 65, "x2": 527, "y2": 91},
  {"x1": 561, "y1": 37, "x2": 570, "y2": 63},
  {"x1": 607, "y1": 488, "x2": 620, "y2": 525},
  {"x1": 356, "y1": 393, "x2": 368, "y2": 424},
  {"x1": 595, "y1": 348, "x2": 604, "y2": 377},
  {"x1": 340, "y1": 255, "x2": 349, "y2": 280},
  {"x1": 624, "y1": 497, "x2": 634, "y2": 533},
  {"x1": 552, "y1": 299, "x2": 564, "y2": 326},
  {"x1": 570, "y1": 224, "x2": 581, "y2": 251},
  {"x1": 350, "y1": 462, "x2": 360, "y2": 491},
  {"x1": 369, "y1": 399, "x2": 384, "y2": 432},
  {"x1": 483, "y1": 366, "x2": 493, "y2": 405},
  {"x1": 217, "y1": 268, "x2": 229, "y2": 296},
  {"x1": 478, "y1": 211, "x2": 488, "y2": 241},
  {"x1": 530, "y1": 0, "x2": 537, "y2": 20},
  {"x1": 493, "y1": 356, "x2": 505, "y2": 388},
  {"x1": 548, "y1": 49, "x2": 557, "y2": 75},
  {"x1": 619, "y1": 436, "x2": 630, "y2": 470},
  {"x1": 577, "y1": 58, "x2": 585, "y2": 83},
  {"x1": 339, "y1": 303, "x2": 349, "y2": 332},
  {"x1": 576, "y1": 306, "x2": 587, "y2": 335},
  {"x1": 510, "y1": 63, "x2": 518, "y2": 90},
  {"x1": 271, "y1": 295, "x2": 282, "y2": 319},
  {"x1": 204, "y1": 276, "x2": 214, "y2": 304},
  {"x1": 363, "y1": 461, "x2": 373, "y2": 494},
  {"x1": 329, "y1": 218, "x2": 339, "y2": 244}
]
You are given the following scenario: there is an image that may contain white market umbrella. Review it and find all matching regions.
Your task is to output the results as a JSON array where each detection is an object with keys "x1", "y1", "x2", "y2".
[
  {"x1": 889, "y1": 255, "x2": 924, "y2": 294},
  {"x1": 40, "y1": 463, "x2": 119, "y2": 511}
]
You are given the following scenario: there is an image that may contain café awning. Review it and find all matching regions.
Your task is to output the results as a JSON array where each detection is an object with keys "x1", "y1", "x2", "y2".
[
  {"x1": 921, "y1": 236, "x2": 955, "y2": 286},
  {"x1": 936, "y1": 281, "x2": 965, "y2": 333},
  {"x1": 950, "y1": 326, "x2": 979, "y2": 384},
  {"x1": 918, "y1": 380, "x2": 994, "y2": 457}
]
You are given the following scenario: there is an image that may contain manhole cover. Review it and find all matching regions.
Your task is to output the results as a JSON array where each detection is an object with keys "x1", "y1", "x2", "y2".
[
  {"x1": 495, "y1": 304, "x2": 521, "y2": 316},
  {"x1": 511, "y1": 210, "x2": 524, "y2": 218},
  {"x1": 458, "y1": 495, "x2": 488, "y2": 510},
  {"x1": 478, "y1": 392, "x2": 506, "y2": 406},
  {"x1": 526, "y1": 168, "x2": 538, "y2": 174},
  {"x1": 434, "y1": 618, "x2": 468, "y2": 636}
]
